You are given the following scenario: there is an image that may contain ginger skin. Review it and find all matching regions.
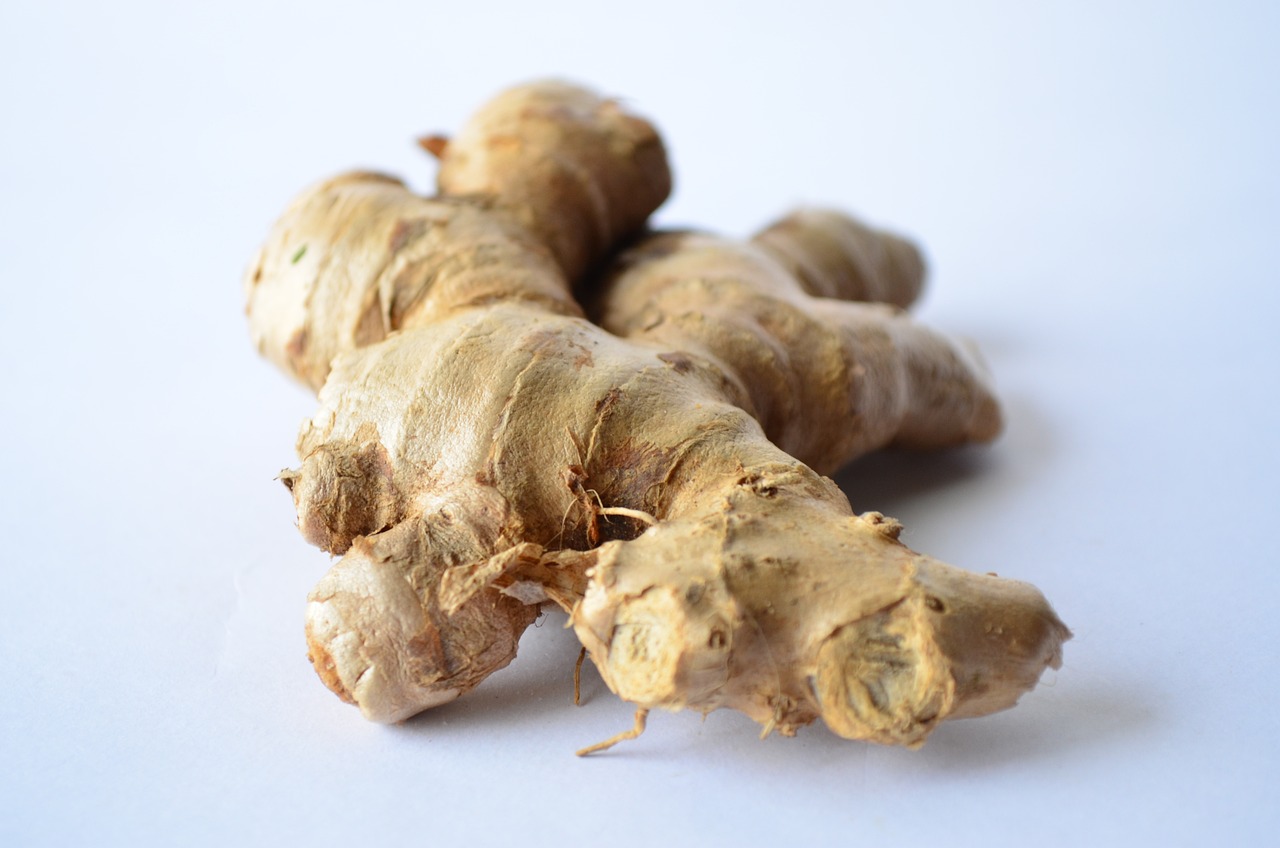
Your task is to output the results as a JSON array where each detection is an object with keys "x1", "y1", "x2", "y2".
[{"x1": 245, "y1": 81, "x2": 1068, "y2": 745}]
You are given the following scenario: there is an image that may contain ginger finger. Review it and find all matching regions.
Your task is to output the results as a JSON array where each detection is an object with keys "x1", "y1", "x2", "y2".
[
  {"x1": 752, "y1": 207, "x2": 927, "y2": 308},
  {"x1": 305, "y1": 521, "x2": 538, "y2": 722},
  {"x1": 571, "y1": 484, "x2": 1067, "y2": 747},
  {"x1": 587, "y1": 231, "x2": 999, "y2": 474},
  {"x1": 245, "y1": 81, "x2": 668, "y2": 392}
]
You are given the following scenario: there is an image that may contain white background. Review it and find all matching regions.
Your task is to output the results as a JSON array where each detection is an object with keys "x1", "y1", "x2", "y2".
[{"x1": 2, "y1": 1, "x2": 1277, "y2": 845}]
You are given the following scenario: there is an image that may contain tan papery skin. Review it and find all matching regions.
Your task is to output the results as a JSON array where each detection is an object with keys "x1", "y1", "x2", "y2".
[{"x1": 244, "y1": 80, "x2": 1068, "y2": 748}]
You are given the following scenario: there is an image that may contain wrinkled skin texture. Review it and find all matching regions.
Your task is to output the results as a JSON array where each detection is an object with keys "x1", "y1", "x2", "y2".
[{"x1": 245, "y1": 80, "x2": 1068, "y2": 744}]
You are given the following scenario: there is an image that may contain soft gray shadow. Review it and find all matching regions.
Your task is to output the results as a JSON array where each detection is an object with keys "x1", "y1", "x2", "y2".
[
  {"x1": 911, "y1": 676, "x2": 1157, "y2": 772},
  {"x1": 834, "y1": 445, "x2": 998, "y2": 515},
  {"x1": 833, "y1": 389, "x2": 1059, "y2": 516},
  {"x1": 587, "y1": 674, "x2": 1156, "y2": 774}
]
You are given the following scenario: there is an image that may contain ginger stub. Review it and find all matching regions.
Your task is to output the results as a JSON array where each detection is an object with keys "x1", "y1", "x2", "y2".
[{"x1": 245, "y1": 80, "x2": 1068, "y2": 751}]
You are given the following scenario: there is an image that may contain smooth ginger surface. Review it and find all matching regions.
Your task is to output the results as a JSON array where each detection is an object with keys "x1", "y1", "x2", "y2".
[{"x1": 245, "y1": 80, "x2": 1068, "y2": 747}]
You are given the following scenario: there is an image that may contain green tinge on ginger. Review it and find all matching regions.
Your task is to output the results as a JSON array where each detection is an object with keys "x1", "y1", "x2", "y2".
[{"x1": 244, "y1": 79, "x2": 1068, "y2": 747}]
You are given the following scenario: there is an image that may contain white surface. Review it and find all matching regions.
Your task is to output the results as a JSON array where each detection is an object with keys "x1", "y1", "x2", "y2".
[{"x1": 2, "y1": 1, "x2": 1277, "y2": 845}]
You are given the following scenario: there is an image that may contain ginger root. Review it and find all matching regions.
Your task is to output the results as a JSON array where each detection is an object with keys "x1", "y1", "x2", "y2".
[{"x1": 244, "y1": 81, "x2": 1068, "y2": 748}]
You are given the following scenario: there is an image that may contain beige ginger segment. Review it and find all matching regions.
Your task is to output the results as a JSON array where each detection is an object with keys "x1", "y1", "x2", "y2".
[
  {"x1": 435, "y1": 81, "x2": 672, "y2": 281},
  {"x1": 286, "y1": 305, "x2": 723, "y2": 556},
  {"x1": 305, "y1": 520, "x2": 539, "y2": 723},
  {"x1": 245, "y1": 81, "x2": 672, "y2": 392},
  {"x1": 590, "y1": 231, "x2": 1000, "y2": 474},
  {"x1": 573, "y1": 479, "x2": 1068, "y2": 746},
  {"x1": 244, "y1": 174, "x2": 576, "y2": 392},
  {"x1": 752, "y1": 208, "x2": 927, "y2": 308}
]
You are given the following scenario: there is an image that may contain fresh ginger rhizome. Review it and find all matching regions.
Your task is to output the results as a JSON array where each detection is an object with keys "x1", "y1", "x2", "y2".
[{"x1": 245, "y1": 82, "x2": 1068, "y2": 753}]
